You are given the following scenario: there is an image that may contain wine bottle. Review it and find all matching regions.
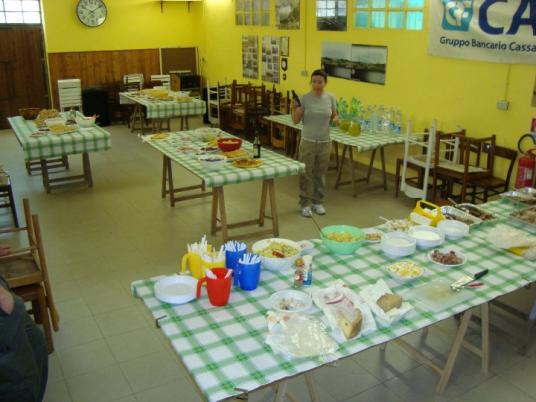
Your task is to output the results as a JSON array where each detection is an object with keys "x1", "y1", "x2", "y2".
[{"x1": 253, "y1": 135, "x2": 261, "y2": 159}]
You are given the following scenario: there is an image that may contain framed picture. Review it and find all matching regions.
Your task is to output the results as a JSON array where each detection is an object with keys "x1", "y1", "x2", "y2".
[{"x1": 281, "y1": 36, "x2": 289, "y2": 56}]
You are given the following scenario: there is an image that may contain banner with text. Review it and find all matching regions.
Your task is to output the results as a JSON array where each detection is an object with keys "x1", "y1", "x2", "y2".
[{"x1": 429, "y1": 0, "x2": 536, "y2": 65}]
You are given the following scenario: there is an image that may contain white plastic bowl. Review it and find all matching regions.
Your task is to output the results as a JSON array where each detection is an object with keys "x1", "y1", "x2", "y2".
[
  {"x1": 198, "y1": 154, "x2": 226, "y2": 171},
  {"x1": 381, "y1": 232, "x2": 416, "y2": 258},
  {"x1": 408, "y1": 225, "x2": 444, "y2": 249},
  {"x1": 251, "y1": 238, "x2": 301, "y2": 271},
  {"x1": 154, "y1": 275, "x2": 197, "y2": 304},
  {"x1": 75, "y1": 116, "x2": 96, "y2": 127},
  {"x1": 45, "y1": 117, "x2": 66, "y2": 127},
  {"x1": 386, "y1": 260, "x2": 424, "y2": 283},
  {"x1": 269, "y1": 289, "x2": 312, "y2": 314},
  {"x1": 437, "y1": 220, "x2": 469, "y2": 240}
]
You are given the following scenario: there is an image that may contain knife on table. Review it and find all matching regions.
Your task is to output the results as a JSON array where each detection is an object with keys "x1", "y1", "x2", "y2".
[{"x1": 450, "y1": 269, "x2": 489, "y2": 292}]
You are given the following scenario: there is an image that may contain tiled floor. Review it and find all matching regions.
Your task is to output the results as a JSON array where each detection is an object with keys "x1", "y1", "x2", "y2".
[{"x1": 1, "y1": 119, "x2": 535, "y2": 402}]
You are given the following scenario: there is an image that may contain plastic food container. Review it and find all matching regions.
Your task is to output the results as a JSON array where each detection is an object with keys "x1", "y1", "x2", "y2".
[
  {"x1": 381, "y1": 232, "x2": 417, "y2": 258},
  {"x1": 437, "y1": 219, "x2": 469, "y2": 240},
  {"x1": 45, "y1": 117, "x2": 67, "y2": 127},
  {"x1": 217, "y1": 138, "x2": 242, "y2": 152},
  {"x1": 198, "y1": 154, "x2": 226, "y2": 171},
  {"x1": 320, "y1": 225, "x2": 365, "y2": 254},
  {"x1": 408, "y1": 226, "x2": 444, "y2": 249},
  {"x1": 75, "y1": 116, "x2": 96, "y2": 127},
  {"x1": 386, "y1": 260, "x2": 424, "y2": 283},
  {"x1": 251, "y1": 238, "x2": 301, "y2": 271}
]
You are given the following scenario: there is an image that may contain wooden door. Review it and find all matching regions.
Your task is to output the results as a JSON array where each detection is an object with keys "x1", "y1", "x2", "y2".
[{"x1": 0, "y1": 26, "x2": 48, "y2": 129}]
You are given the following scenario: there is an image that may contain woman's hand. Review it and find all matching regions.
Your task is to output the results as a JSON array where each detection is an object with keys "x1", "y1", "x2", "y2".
[
  {"x1": 332, "y1": 115, "x2": 340, "y2": 126},
  {"x1": 0, "y1": 286, "x2": 14, "y2": 315}
]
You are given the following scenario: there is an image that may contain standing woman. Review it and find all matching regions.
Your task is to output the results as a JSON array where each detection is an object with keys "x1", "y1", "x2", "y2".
[{"x1": 291, "y1": 69, "x2": 339, "y2": 217}]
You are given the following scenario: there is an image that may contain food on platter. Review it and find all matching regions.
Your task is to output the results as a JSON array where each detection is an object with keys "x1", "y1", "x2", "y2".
[
  {"x1": 232, "y1": 159, "x2": 262, "y2": 169},
  {"x1": 19, "y1": 108, "x2": 41, "y2": 120},
  {"x1": 366, "y1": 232, "x2": 382, "y2": 242},
  {"x1": 269, "y1": 290, "x2": 312, "y2": 314},
  {"x1": 220, "y1": 139, "x2": 239, "y2": 144},
  {"x1": 175, "y1": 96, "x2": 193, "y2": 102},
  {"x1": 376, "y1": 293, "x2": 403, "y2": 313},
  {"x1": 176, "y1": 146, "x2": 196, "y2": 154},
  {"x1": 48, "y1": 124, "x2": 75, "y2": 134},
  {"x1": 278, "y1": 297, "x2": 307, "y2": 311},
  {"x1": 385, "y1": 219, "x2": 414, "y2": 232},
  {"x1": 442, "y1": 212, "x2": 474, "y2": 225},
  {"x1": 199, "y1": 146, "x2": 220, "y2": 153},
  {"x1": 430, "y1": 249, "x2": 464, "y2": 265},
  {"x1": 259, "y1": 241, "x2": 299, "y2": 258},
  {"x1": 387, "y1": 261, "x2": 423, "y2": 279},
  {"x1": 320, "y1": 289, "x2": 363, "y2": 339},
  {"x1": 511, "y1": 207, "x2": 536, "y2": 225},
  {"x1": 150, "y1": 133, "x2": 170, "y2": 140},
  {"x1": 501, "y1": 191, "x2": 536, "y2": 205},
  {"x1": 35, "y1": 109, "x2": 60, "y2": 128},
  {"x1": 455, "y1": 204, "x2": 494, "y2": 221},
  {"x1": 325, "y1": 232, "x2": 362, "y2": 243},
  {"x1": 223, "y1": 149, "x2": 250, "y2": 160}
]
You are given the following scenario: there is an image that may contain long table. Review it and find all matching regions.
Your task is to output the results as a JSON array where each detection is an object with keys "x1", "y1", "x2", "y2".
[
  {"x1": 131, "y1": 199, "x2": 536, "y2": 401},
  {"x1": 144, "y1": 131, "x2": 304, "y2": 241},
  {"x1": 120, "y1": 92, "x2": 206, "y2": 134},
  {"x1": 7, "y1": 116, "x2": 111, "y2": 193},
  {"x1": 264, "y1": 114, "x2": 407, "y2": 196}
]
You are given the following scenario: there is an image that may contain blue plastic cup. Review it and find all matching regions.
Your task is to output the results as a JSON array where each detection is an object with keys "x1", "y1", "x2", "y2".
[
  {"x1": 237, "y1": 260, "x2": 261, "y2": 291},
  {"x1": 225, "y1": 247, "x2": 247, "y2": 287}
]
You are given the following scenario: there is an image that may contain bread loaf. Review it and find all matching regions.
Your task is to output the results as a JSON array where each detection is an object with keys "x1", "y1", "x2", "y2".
[
  {"x1": 377, "y1": 293, "x2": 402, "y2": 313},
  {"x1": 337, "y1": 309, "x2": 363, "y2": 339}
]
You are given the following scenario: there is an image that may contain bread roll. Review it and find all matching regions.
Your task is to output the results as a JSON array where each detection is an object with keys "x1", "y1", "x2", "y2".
[{"x1": 377, "y1": 293, "x2": 402, "y2": 313}]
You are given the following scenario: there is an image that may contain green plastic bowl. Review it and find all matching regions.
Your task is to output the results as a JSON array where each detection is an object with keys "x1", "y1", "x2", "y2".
[{"x1": 321, "y1": 225, "x2": 365, "y2": 254}]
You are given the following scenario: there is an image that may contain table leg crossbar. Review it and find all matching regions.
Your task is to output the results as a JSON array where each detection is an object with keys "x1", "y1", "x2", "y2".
[
  {"x1": 39, "y1": 152, "x2": 92, "y2": 193},
  {"x1": 211, "y1": 179, "x2": 279, "y2": 242},
  {"x1": 161, "y1": 156, "x2": 211, "y2": 207},
  {"x1": 334, "y1": 145, "x2": 388, "y2": 196}
]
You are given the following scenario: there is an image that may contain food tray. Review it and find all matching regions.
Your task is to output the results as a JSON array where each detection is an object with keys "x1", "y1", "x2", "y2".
[
  {"x1": 440, "y1": 206, "x2": 482, "y2": 226},
  {"x1": 500, "y1": 190, "x2": 536, "y2": 205},
  {"x1": 510, "y1": 206, "x2": 536, "y2": 230},
  {"x1": 454, "y1": 203, "x2": 495, "y2": 221}
]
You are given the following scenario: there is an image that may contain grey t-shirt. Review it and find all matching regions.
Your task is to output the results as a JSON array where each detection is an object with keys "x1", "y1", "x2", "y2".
[{"x1": 300, "y1": 91, "x2": 336, "y2": 141}]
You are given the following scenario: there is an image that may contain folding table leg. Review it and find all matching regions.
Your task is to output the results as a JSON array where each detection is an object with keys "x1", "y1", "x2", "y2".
[
  {"x1": 334, "y1": 145, "x2": 348, "y2": 189},
  {"x1": 436, "y1": 309, "x2": 472, "y2": 394},
  {"x1": 366, "y1": 149, "x2": 377, "y2": 184},
  {"x1": 258, "y1": 180, "x2": 269, "y2": 227},
  {"x1": 349, "y1": 147, "x2": 357, "y2": 197},
  {"x1": 166, "y1": 157, "x2": 175, "y2": 207},
  {"x1": 304, "y1": 373, "x2": 320, "y2": 402},
  {"x1": 211, "y1": 189, "x2": 219, "y2": 235},
  {"x1": 216, "y1": 187, "x2": 228, "y2": 241},
  {"x1": 274, "y1": 379, "x2": 289, "y2": 402},
  {"x1": 268, "y1": 179, "x2": 279, "y2": 237},
  {"x1": 161, "y1": 156, "x2": 168, "y2": 198},
  {"x1": 82, "y1": 152, "x2": 93, "y2": 187},
  {"x1": 40, "y1": 159, "x2": 50, "y2": 193},
  {"x1": 481, "y1": 303, "x2": 490, "y2": 373},
  {"x1": 380, "y1": 147, "x2": 388, "y2": 190}
]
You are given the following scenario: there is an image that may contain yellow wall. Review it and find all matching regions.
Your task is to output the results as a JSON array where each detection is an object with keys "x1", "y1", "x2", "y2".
[
  {"x1": 198, "y1": 0, "x2": 536, "y2": 174},
  {"x1": 41, "y1": 0, "x2": 201, "y2": 52}
]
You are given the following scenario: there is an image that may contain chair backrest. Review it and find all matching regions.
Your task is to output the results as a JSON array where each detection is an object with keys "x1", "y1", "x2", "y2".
[
  {"x1": 58, "y1": 79, "x2": 82, "y2": 111},
  {"x1": 231, "y1": 80, "x2": 250, "y2": 105},
  {"x1": 123, "y1": 73, "x2": 144, "y2": 89},
  {"x1": 150, "y1": 74, "x2": 170, "y2": 88},
  {"x1": 482, "y1": 143, "x2": 518, "y2": 188}
]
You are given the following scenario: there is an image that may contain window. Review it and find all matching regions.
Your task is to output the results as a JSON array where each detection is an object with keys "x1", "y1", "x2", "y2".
[
  {"x1": 236, "y1": 0, "x2": 269, "y2": 26},
  {"x1": 317, "y1": 0, "x2": 347, "y2": 31},
  {"x1": 0, "y1": 0, "x2": 41, "y2": 24},
  {"x1": 353, "y1": 0, "x2": 423, "y2": 30}
]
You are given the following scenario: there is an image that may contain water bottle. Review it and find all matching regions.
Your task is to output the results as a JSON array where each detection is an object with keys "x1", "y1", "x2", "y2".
[
  {"x1": 393, "y1": 110, "x2": 402, "y2": 135},
  {"x1": 383, "y1": 107, "x2": 392, "y2": 133}
]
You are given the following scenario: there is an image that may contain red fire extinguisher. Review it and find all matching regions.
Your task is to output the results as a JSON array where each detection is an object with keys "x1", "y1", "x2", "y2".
[{"x1": 515, "y1": 148, "x2": 536, "y2": 189}]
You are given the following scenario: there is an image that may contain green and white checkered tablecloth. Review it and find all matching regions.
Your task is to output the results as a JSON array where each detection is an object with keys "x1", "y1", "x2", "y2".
[
  {"x1": 131, "y1": 199, "x2": 536, "y2": 402},
  {"x1": 145, "y1": 131, "x2": 305, "y2": 188},
  {"x1": 264, "y1": 114, "x2": 406, "y2": 151},
  {"x1": 120, "y1": 92, "x2": 206, "y2": 119},
  {"x1": 7, "y1": 116, "x2": 111, "y2": 161}
]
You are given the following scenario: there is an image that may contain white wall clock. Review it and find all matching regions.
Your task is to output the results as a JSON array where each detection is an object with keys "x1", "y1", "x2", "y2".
[{"x1": 77, "y1": 0, "x2": 107, "y2": 27}]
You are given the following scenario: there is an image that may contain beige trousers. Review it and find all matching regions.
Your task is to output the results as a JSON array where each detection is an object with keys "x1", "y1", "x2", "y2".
[{"x1": 298, "y1": 139, "x2": 332, "y2": 207}]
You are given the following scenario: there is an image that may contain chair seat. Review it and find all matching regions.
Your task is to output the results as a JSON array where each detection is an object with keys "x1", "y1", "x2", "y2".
[
  {"x1": 436, "y1": 163, "x2": 487, "y2": 174},
  {"x1": 0, "y1": 257, "x2": 42, "y2": 287},
  {"x1": 407, "y1": 155, "x2": 450, "y2": 168}
]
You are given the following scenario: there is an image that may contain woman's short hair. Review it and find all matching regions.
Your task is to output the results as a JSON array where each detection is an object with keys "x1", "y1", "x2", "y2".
[{"x1": 310, "y1": 69, "x2": 328, "y2": 83}]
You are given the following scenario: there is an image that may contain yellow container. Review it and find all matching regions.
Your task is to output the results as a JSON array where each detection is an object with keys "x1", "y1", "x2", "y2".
[
  {"x1": 411, "y1": 200, "x2": 445, "y2": 227},
  {"x1": 339, "y1": 119, "x2": 351, "y2": 132},
  {"x1": 181, "y1": 244, "x2": 213, "y2": 279}
]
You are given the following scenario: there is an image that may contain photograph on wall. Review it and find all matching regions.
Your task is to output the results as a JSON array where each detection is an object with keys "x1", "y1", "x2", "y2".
[
  {"x1": 321, "y1": 42, "x2": 387, "y2": 85},
  {"x1": 236, "y1": 0, "x2": 270, "y2": 26},
  {"x1": 317, "y1": 0, "x2": 347, "y2": 31},
  {"x1": 262, "y1": 36, "x2": 280, "y2": 83},
  {"x1": 242, "y1": 35, "x2": 259, "y2": 79},
  {"x1": 280, "y1": 36, "x2": 289, "y2": 56},
  {"x1": 276, "y1": 0, "x2": 300, "y2": 29}
]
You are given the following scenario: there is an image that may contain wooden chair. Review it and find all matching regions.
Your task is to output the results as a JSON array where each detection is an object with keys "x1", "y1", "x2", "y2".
[
  {"x1": 0, "y1": 168, "x2": 18, "y2": 227},
  {"x1": 207, "y1": 80, "x2": 231, "y2": 127},
  {"x1": 269, "y1": 90, "x2": 292, "y2": 151},
  {"x1": 432, "y1": 134, "x2": 496, "y2": 203},
  {"x1": 0, "y1": 199, "x2": 59, "y2": 352},
  {"x1": 466, "y1": 144, "x2": 517, "y2": 203}
]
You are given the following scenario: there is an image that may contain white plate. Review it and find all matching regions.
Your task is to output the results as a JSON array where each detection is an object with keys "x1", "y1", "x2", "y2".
[
  {"x1": 427, "y1": 249, "x2": 467, "y2": 268},
  {"x1": 154, "y1": 275, "x2": 198, "y2": 304},
  {"x1": 364, "y1": 228, "x2": 383, "y2": 243},
  {"x1": 269, "y1": 289, "x2": 312, "y2": 314},
  {"x1": 298, "y1": 240, "x2": 315, "y2": 254},
  {"x1": 386, "y1": 260, "x2": 425, "y2": 283}
]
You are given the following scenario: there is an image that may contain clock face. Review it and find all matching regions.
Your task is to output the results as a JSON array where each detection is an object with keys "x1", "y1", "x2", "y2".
[{"x1": 77, "y1": 0, "x2": 107, "y2": 27}]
